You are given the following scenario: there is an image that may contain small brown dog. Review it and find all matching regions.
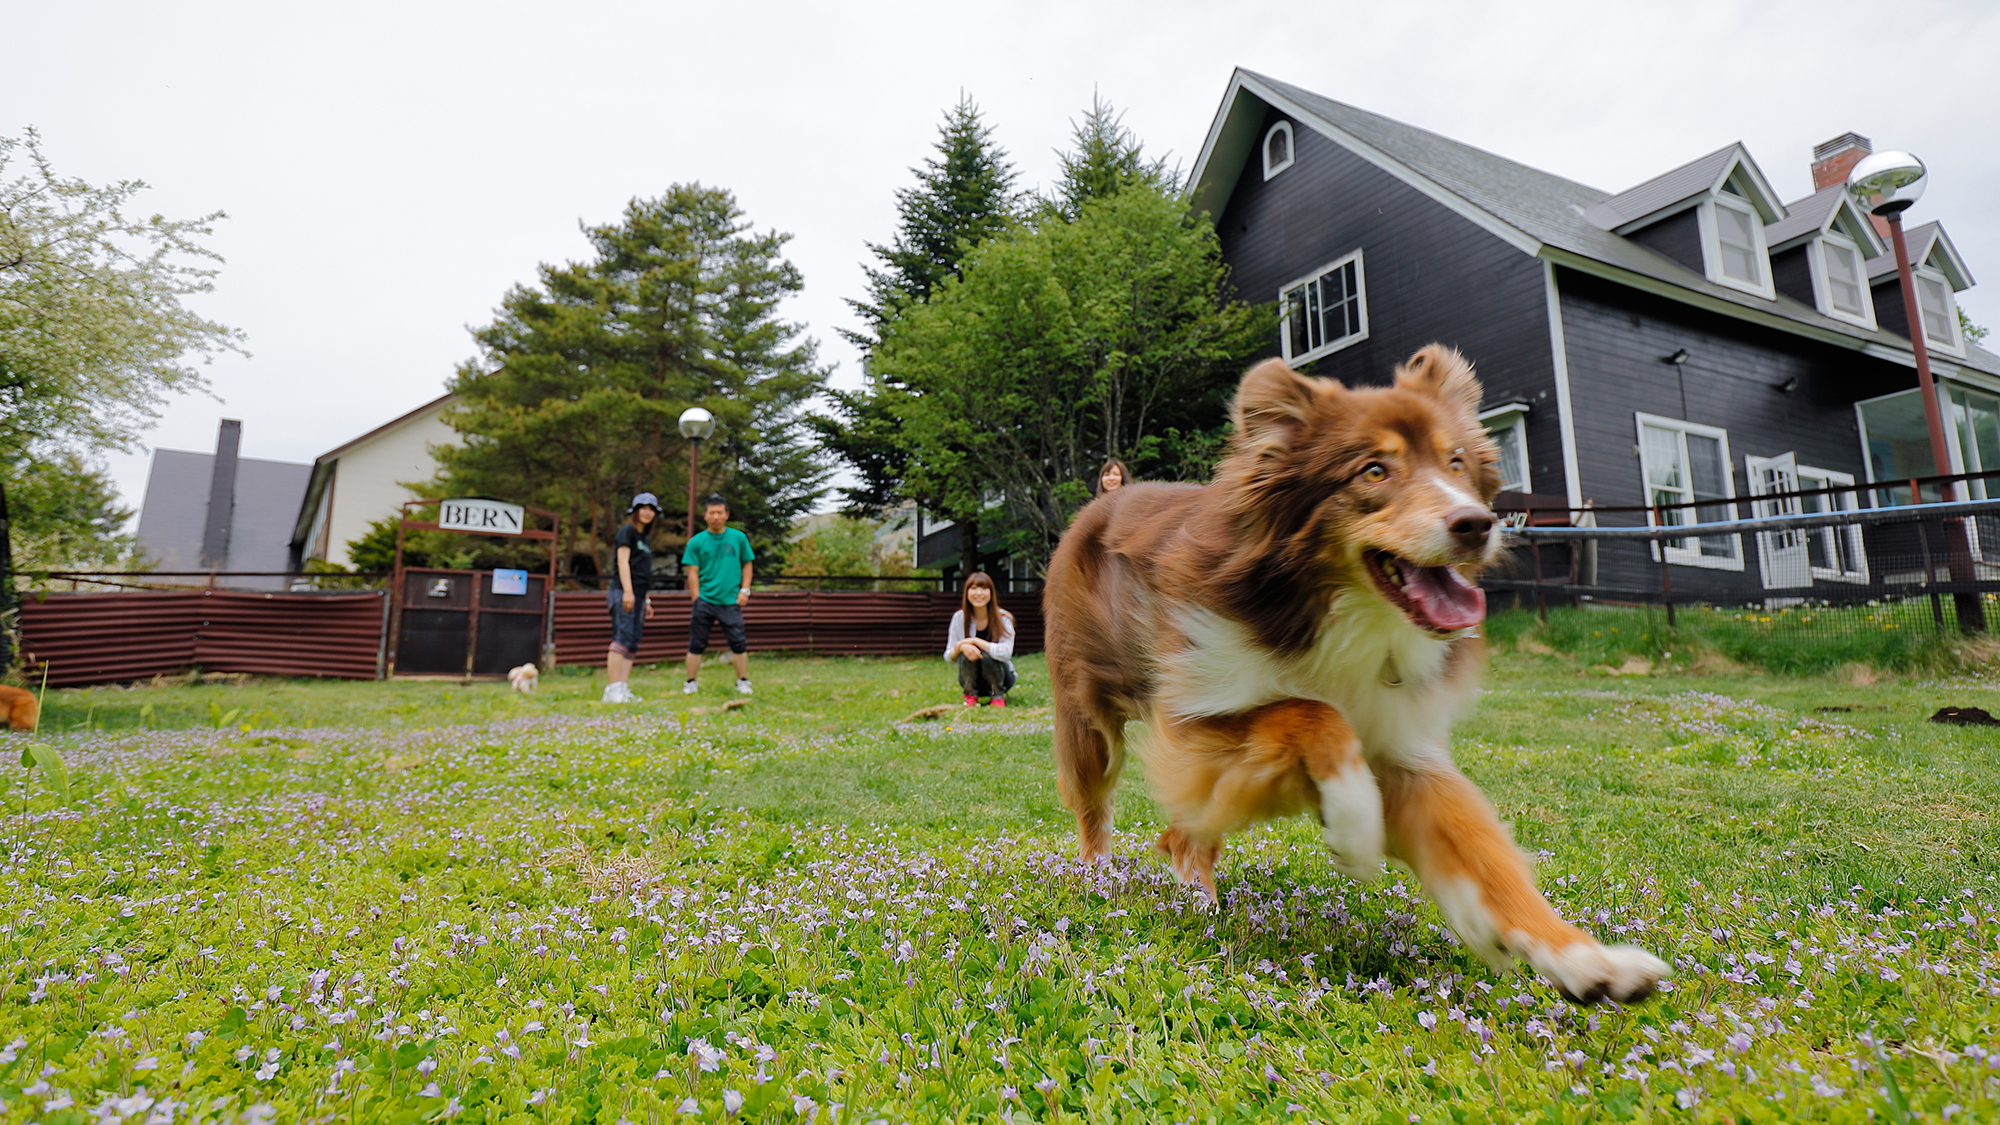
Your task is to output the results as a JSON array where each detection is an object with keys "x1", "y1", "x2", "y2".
[
  {"x1": 1044, "y1": 345, "x2": 1667, "y2": 1005},
  {"x1": 0, "y1": 686, "x2": 39, "y2": 732},
  {"x1": 507, "y1": 664, "x2": 540, "y2": 694}
]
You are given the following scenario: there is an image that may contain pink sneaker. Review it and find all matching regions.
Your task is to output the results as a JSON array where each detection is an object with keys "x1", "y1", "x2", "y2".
[
  {"x1": 990, "y1": 697, "x2": 1007, "y2": 708},
  {"x1": 963, "y1": 694, "x2": 978, "y2": 707}
]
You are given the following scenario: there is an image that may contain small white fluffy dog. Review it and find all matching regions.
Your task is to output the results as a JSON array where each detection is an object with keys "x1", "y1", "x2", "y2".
[{"x1": 508, "y1": 663, "x2": 540, "y2": 694}]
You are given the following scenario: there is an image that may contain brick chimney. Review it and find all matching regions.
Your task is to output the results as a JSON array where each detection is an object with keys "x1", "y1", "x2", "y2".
[
  {"x1": 1811, "y1": 133, "x2": 1887, "y2": 238},
  {"x1": 1811, "y1": 132, "x2": 1871, "y2": 190}
]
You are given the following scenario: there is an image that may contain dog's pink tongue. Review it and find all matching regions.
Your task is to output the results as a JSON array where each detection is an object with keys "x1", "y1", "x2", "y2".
[{"x1": 1403, "y1": 565, "x2": 1485, "y2": 632}]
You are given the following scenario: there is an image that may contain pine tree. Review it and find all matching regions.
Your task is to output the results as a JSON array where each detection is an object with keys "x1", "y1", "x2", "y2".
[
  {"x1": 1045, "y1": 93, "x2": 1179, "y2": 222},
  {"x1": 431, "y1": 185, "x2": 827, "y2": 572},
  {"x1": 817, "y1": 97, "x2": 1019, "y2": 522},
  {"x1": 841, "y1": 96, "x2": 1020, "y2": 353}
]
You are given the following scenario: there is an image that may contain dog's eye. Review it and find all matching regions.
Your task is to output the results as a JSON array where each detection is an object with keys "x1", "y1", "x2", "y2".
[
  {"x1": 1361, "y1": 463, "x2": 1388, "y2": 483},
  {"x1": 1448, "y1": 458, "x2": 1466, "y2": 476}
]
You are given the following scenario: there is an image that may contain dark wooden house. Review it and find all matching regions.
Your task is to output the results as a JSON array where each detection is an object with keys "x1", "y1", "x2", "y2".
[{"x1": 1189, "y1": 69, "x2": 1997, "y2": 600}]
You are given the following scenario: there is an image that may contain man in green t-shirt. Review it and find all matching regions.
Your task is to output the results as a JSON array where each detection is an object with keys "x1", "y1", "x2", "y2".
[{"x1": 681, "y1": 494, "x2": 757, "y2": 695}]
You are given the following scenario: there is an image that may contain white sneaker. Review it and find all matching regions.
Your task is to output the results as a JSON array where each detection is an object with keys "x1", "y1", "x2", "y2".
[
  {"x1": 682, "y1": 679, "x2": 699, "y2": 695},
  {"x1": 735, "y1": 679, "x2": 753, "y2": 696},
  {"x1": 601, "y1": 682, "x2": 629, "y2": 704}
]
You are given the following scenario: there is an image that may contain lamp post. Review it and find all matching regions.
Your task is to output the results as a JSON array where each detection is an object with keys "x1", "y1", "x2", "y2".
[
  {"x1": 1848, "y1": 151, "x2": 1984, "y2": 632},
  {"x1": 1847, "y1": 152, "x2": 1952, "y2": 499},
  {"x1": 678, "y1": 407, "x2": 717, "y2": 539}
]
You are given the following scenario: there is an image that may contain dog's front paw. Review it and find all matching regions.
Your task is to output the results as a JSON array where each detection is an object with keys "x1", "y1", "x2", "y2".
[
  {"x1": 1316, "y1": 764, "x2": 1384, "y2": 882},
  {"x1": 1523, "y1": 939, "x2": 1669, "y2": 1005}
]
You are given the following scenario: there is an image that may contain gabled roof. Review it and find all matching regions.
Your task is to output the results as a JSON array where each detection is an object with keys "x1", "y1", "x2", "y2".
[
  {"x1": 1764, "y1": 184, "x2": 1885, "y2": 256},
  {"x1": 314, "y1": 391, "x2": 457, "y2": 464},
  {"x1": 1866, "y1": 221, "x2": 1975, "y2": 289},
  {"x1": 1184, "y1": 69, "x2": 1999, "y2": 380},
  {"x1": 1583, "y1": 143, "x2": 1784, "y2": 232}
]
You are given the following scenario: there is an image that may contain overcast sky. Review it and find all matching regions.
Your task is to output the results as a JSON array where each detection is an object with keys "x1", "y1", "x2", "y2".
[{"x1": 7, "y1": 0, "x2": 1997, "y2": 520}]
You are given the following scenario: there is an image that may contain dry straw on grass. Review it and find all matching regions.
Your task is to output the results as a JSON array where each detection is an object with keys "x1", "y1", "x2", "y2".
[{"x1": 552, "y1": 827, "x2": 666, "y2": 897}]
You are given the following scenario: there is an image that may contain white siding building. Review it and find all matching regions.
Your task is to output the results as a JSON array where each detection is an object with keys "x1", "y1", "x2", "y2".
[{"x1": 290, "y1": 394, "x2": 460, "y2": 569}]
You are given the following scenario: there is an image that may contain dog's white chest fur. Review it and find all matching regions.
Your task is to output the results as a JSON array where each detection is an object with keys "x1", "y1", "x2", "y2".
[{"x1": 1162, "y1": 593, "x2": 1464, "y2": 765}]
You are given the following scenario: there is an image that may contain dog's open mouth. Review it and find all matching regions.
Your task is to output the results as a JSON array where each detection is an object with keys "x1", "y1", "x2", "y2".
[{"x1": 1364, "y1": 550, "x2": 1485, "y2": 634}]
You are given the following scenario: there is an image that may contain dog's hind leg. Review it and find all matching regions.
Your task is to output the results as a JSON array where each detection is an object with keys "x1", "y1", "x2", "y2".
[{"x1": 1378, "y1": 763, "x2": 1667, "y2": 1005}]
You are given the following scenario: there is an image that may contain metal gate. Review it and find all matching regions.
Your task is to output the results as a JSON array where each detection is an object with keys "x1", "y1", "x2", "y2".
[
  {"x1": 389, "y1": 497, "x2": 561, "y2": 679},
  {"x1": 393, "y1": 568, "x2": 550, "y2": 677}
]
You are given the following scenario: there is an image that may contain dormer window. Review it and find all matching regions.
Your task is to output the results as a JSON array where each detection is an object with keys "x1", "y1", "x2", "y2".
[
  {"x1": 1821, "y1": 238, "x2": 1865, "y2": 317},
  {"x1": 1713, "y1": 198, "x2": 1760, "y2": 284},
  {"x1": 1916, "y1": 259, "x2": 1963, "y2": 354},
  {"x1": 1699, "y1": 169, "x2": 1775, "y2": 298},
  {"x1": 1262, "y1": 121, "x2": 1295, "y2": 180}
]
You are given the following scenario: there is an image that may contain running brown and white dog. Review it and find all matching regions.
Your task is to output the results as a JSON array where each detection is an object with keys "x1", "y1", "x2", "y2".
[{"x1": 1045, "y1": 345, "x2": 1667, "y2": 1004}]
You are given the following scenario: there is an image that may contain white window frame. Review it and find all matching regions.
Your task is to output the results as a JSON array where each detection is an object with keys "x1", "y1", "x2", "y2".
[
  {"x1": 1278, "y1": 250, "x2": 1368, "y2": 366},
  {"x1": 1914, "y1": 260, "x2": 1965, "y2": 356},
  {"x1": 1794, "y1": 465, "x2": 1868, "y2": 583},
  {"x1": 1262, "y1": 121, "x2": 1296, "y2": 180},
  {"x1": 1635, "y1": 412, "x2": 1743, "y2": 570},
  {"x1": 1697, "y1": 194, "x2": 1776, "y2": 299},
  {"x1": 1477, "y1": 402, "x2": 1531, "y2": 494},
  {"x1": 1810, "y1": 232, "x2": 1876, "y2": 329}
]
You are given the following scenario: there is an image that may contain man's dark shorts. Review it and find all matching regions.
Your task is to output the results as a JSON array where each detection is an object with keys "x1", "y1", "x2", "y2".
[
  {"x1": 605, "y1": 588, "x2": 645, "y2": 657},
  {"x1": 689, "y1": 600, "x2": 747, "y2": 655}
]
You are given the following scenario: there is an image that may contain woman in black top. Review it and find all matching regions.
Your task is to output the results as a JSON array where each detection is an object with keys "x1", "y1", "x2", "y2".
[{"x1": 604, "y1": 492, "x2": 658, "y2": 704}]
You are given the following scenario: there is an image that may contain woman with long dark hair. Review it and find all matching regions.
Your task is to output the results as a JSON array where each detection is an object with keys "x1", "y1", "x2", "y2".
[
  {"x1": 603, "y1": 492, "x2": 658, "y2": 704},
  {"x1": 944, "y1": 571, "x2": 1016, "y2": 707},
  {"x1": 1095, "y1": 458, "x2": 1131, "y2": 496}
]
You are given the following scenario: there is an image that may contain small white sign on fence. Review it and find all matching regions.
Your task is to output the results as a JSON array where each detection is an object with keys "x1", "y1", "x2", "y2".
[
  {"x1": 438, "y1": 498, "x2": 525, "y2": 535},
  {"x1": 491, "y1": 568, "x2": 528, "y2": 595}
]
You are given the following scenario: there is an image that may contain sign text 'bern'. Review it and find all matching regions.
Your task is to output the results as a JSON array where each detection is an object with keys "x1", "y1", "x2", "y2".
[{"x1": 439, "y1": 498, "x2": 525, "y2": 535}]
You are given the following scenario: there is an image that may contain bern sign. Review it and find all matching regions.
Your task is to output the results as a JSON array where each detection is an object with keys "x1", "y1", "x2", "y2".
[{"x1": 438, "y1": 498, "x2": 526, "y2": 535}]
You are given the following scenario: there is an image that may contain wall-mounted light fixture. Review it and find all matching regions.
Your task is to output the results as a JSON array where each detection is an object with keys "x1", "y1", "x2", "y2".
[
  {"x1": 1777, "y1": 376, "x2": 1800, "y2": 393},
  {"x1": 1663, "y1": 348, "x2": 1690, "y2": 366}
]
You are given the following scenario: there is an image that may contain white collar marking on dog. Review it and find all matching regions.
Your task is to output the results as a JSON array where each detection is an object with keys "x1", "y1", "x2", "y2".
[{"x1": 1164, "y1": 594, "x2": 1466, "y2": 767}]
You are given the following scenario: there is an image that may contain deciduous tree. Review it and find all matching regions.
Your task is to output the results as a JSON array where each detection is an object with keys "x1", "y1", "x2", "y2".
[
  {"x1": 816, "y1": 98, "x2": 1020, "y2": 521},
  {"x1": 0, "y1": 129, "x2": 240, "y2": 656},
  {"x1": 877, "y1": 185, "x2": 1267, "y2": 562}
]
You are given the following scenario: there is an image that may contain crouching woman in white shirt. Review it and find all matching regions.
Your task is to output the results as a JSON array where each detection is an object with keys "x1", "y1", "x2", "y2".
[{"x1": 944, "y1": 571, "x2": 1016, "y2": 707}]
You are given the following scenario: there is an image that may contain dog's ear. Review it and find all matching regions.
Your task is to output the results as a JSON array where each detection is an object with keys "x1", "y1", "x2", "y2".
[
  {"x1": 1233, "y1": 359, "x2": 1326, "y2": 454},
  {"x1": 1393, "y1": 344, "x2": 1480, "y2": 417}
]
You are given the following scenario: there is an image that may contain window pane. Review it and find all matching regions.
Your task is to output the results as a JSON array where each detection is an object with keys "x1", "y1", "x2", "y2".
[
  {"x1": 1858, "y1": 388, "x2": 1944, "y2": 505},
  {"x1": 1918, "y1": 275, "x2": 1952, "y2": 342},
  {"x1": 1268, "y1": 129, "x2": 1288, "y2": 168},
  {"x1": 1640, "y1": 426, "x2": 1680, "y2": 490},
  {"x1": 1685, "y1": 433, "x2": 1734, "y2": 556},
  {"x1": 1489, "y1": 423, "x2": 1525, "y2": 492},
  {"x1": 1338, "y1": 261, "x2": 1361, "y2": 339},
  {"x1": 1825, "y1": 243, "x2": 1862, "y2": 314},
  {"x1": 1305, "y1": 279, "x2": 1323, "y2": 350},
  {"x1": 1319, "y1": 266, "x2": 1344, "y2": 343},
  {"x1": 1716, "y1": 204, "x2": 1760, "y2": 283},
  {"x1": 1285, "y1": 286, "x2": 1308, "y2": 358}
]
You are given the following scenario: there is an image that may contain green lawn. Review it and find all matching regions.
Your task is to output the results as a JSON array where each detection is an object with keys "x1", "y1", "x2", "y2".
[{"x1": 7, "y1": 650, "x2": 2000, "y2": 1123}]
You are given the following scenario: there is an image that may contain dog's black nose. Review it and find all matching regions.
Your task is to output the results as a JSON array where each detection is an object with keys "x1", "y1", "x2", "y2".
[{"x1": 1447, "y1": 507, "x2": 1494, "y2": 549}]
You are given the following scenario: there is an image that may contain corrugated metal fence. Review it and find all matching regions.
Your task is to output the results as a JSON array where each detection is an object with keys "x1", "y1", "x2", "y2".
[
  {"x1": 18, "y1": 588, "x2": 1045, "y2": 686},
  {"x1": 19, "y1": 590, "x2": 390, "y2": 688}
]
